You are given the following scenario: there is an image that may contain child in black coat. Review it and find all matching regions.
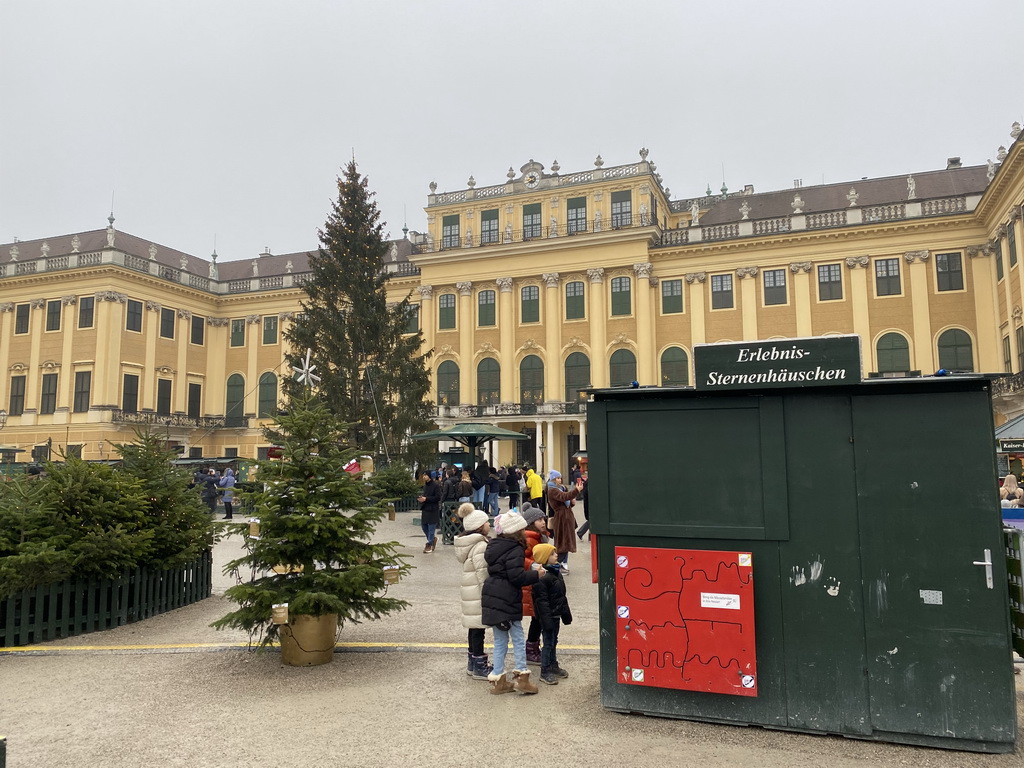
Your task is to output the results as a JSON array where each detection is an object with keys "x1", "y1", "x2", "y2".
[{"x1": 530, "y1": 543, "x2": 573, "y2": 685}]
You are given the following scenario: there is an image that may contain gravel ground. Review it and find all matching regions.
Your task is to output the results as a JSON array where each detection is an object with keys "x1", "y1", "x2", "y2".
[{"x1": 1, "y1": 510, "x2": 1021, "y2": 767}]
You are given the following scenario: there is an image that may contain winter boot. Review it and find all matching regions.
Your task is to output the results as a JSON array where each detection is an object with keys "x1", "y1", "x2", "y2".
[
  {"x1": 466, "y1": 652, "x2": 475, "y2": 677},
  {"x1": 488, "y1": 671, "x2": 515, "y2": 695},
  {"x1": 428, "y1": 537, "x2": 437, "y2": 552},
  {"x1": 512, "y1": 669, "x2": 538, "y2": 695},
  {"x1": 525, "y1": 640, "x2": 541, "y2": 665},
  {"x1": 539, "y1": 667, "x2": 558, "y2": 685},
  {"x1": 551, "y1": 663, "x2": 569, "y2": 679},
  {"x1": 469, "y1": 654, "x2": 492, "y2": 680}
]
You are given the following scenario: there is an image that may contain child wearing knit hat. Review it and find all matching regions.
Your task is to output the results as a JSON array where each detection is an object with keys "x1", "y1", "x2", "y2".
[
  {"x1": 480, "y1": 510, "x2": 542, "y2": 695},
  {"x1": 530, "y1": 542, "x2": 573, "y2": 685},
  {"x1": 519, "y1": 504, "x2": 549, "y2": 666},
  {"x1": 455, "y1": 503, "x2": 492, "y2": 680}
]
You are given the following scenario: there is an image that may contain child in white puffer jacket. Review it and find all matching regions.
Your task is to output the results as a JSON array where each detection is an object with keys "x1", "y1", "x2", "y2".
[{"x1": 454, "y1": 503, "x2": 491, "y2": 680}]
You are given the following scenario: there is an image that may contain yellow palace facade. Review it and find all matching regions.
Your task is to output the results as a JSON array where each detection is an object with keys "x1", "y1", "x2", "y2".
[{"x1": 3, "y1": 123, "x2": 1024, "y2": 471}]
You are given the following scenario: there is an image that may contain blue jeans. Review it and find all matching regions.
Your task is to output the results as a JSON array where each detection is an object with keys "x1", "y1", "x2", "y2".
[
  {"x1": 558, "y1": 551, "x2": 569, "y2": 565},
  {"x1": 472, "y1": 485, "x2": 486, "y2": 505},
  {"x1": 486, "y1": 492, "x2": 499, "y2": 516},
  {"x1": 421, "y1": 522, "x2": 437, "y2": 543},
  {"x1": 491, "y1": 619, "x2": 526, "y2": 675},
  {"x1": 541, "y1": 624, "x2": 560, "y2": 670}
]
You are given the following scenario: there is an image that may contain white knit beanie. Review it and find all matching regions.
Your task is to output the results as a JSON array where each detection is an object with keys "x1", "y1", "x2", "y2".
[
  {"x1": 461, "y1": 508, "x2": 489, "y2": 533},
  {"x1": 495, "y1": 511, "x2": 527, "y2": 535}
]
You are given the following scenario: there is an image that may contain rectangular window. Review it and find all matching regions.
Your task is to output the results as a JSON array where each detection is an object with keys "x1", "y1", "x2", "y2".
[
  {"x1": 156, "y1": 378, "x2": 172, "y2": 415},
  {"x1": 126, "y1": 299, "x2": 143, "y2": 332},
  {"x1": 711, "y1": 274, "x2": 734, "y2": 309},
  {"x1": 73, "y1": 371, "x2": 91, "y2": 413},
  {"x1": 567, "y1": 197, "x2": 587, "y2": 234},
  {"x1": 404, "y1": 305, "x2": 419, "y2": 334},
  {"x1": 997, "y1": 247, "x2": 1005, "y2": 280},
  {"x1": 763, "y1": 269, "x2": 787, "y2": 305},
  {"x1": 565, "y1": 281, "x2": 585, "y2": 320},
  {"x1": 45, "y1": 300, "x2": 61, "y2": 332},
  {"x1": 481, "y1": 209, "x2": 499, "y2": 244},
  {"x1": 611, "y1": 190, "x2": 632, "y2": 228},
  {"x1": 817, "y1": 264, "x2": 843, "y2": 301},
  {"x1": 442, "y1": 214, "x2": 460, "y2": 249},
  {"x1": 521, "y1": 285, "x2": 539, "y2": 323},
  {"x1": 224, "y1": 447, "x2": 239, "y2": 459},
  {"x1": 159, "y1": 307, "x2": 175, "y2": 339},
  {"x1": 188, "y1": 446, "x2": 203, "y2": 459},
  {"x1": 661, "y1": 279, "x2": 683, "y2": 314},
  {"x1": 523, "y1": 203, "x2": 541, "y2": 239},
  {"x1": 122, "y1": 373, "x2": 140, "y2": 414},
  {"x1": 78, "y1": 296, "x2": 94, "y2": 328},
  {"x1": 32, "y1": 444, "x2": 50, "y2": 462},
  {"x1": 439, "y1": 293, "x2": 456, "y2": 330},
  {"x1": 263, "y1": 315, "x2": 279, "y2": 344},
  {"x1": 187, "y1": 383, "x2": 202, "y2": 419},
  {"x1": 936, "y1": 252, "x2": 964, "y2": 291},
  {"x1": 1004, "y1": 335, "x2": 1012, "y2": 373},
  {"x1": 9, "y1": 375, "x2": 25, "y2": 416},
  {"x1": 478, "y1": 290, "x2": 496, "y2": 327},
  {"x1": 230, "y1": 319, "x2": 245, "y2": 347},
  {"x1": 611, "y1": 276, "x2": 632, "y2": 316},
  {"x1": 14, "y1": 304, "x2": 29, "y2": 334},
  {"x1": 1018, "y1": 327, "x2": 1024, "y2": 374},
  {"x1": 66, "y1": 444, "x2": 82, "y2": 459},
  {"x1": 191, "y1": 315, "x2": 205, "y2": 345},
  {"x1": 1010, "y1": 224, "x2": 1018, "y2": 268},
  {"x1": 875, "y1": 258, "x2": 901, "y2": 296},
  {"x1": 40, "y1": 373, "x2": 57, "y2": 415}
]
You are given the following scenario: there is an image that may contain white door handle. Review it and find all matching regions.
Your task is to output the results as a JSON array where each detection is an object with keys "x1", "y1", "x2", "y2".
[{"x1": 972, "y1": 548, "x2": 994, "y2": 589}]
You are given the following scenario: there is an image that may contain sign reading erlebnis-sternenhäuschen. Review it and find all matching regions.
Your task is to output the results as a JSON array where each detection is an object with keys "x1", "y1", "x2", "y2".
[{"x1": 694, "y1": 335, "x2": 862, "y2": 391}]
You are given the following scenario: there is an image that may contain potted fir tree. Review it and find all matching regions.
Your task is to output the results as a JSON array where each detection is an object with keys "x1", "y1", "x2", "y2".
[{"x1": 212, "y1": 390, "x2": 410, "y2": 665}]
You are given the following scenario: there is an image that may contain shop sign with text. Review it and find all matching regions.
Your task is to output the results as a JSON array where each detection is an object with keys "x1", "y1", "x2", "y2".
[{"x1": 694, "y1": 336, "x2": 862, "y2": 391}]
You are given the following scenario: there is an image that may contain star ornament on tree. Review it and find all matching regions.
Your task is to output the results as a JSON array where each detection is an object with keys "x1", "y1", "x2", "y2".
[{"x1": 292, "y1": 348, "x2": 322, "y2": 388}]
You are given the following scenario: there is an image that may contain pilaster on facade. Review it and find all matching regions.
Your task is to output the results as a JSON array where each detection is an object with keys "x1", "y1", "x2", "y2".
[
  {"x1": 542, "y1": 274, "x2": 561, "y2": 401},
  {"x1": 904, "y1": 251, "x2": 934, "y2": 372},
  {"x1": 633, "y1": 263, "x2": 655, "y2": 384},
  {"x1": 589, "y1": 269, "x2": 608, "y2": 386}
]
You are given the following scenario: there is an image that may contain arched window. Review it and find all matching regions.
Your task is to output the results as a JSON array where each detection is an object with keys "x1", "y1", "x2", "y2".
[
  {"x1": 876, "y1": 333, "x2": 910, "y2": 374},
  {"x1": 937, "y1": 329, "x2": 974, "y2": 372},
  {"x1": 477, "y1": 358, "x2": 500, "y2": 405},
  {"x1": 610, "y1": 349, "x2": 637, "y2": 387},
  {"x1": 564, "y1": 352, "x2": 590, "y2": 402},
  {"x1": 257, "y1": 372, "x2": 277, "y2": 418},
  {"x1": 225, "y1": 374, "x2": 245, "y2": 427},
  {"x1": 520, "y1": 355, "x2": 544, "y2": 405},
  {"x1": 437, "y1": 360, "x2": 460, "y2": 405},
  {"x1": 661, "y1": 347, "x2": 689, "y2": 386}
]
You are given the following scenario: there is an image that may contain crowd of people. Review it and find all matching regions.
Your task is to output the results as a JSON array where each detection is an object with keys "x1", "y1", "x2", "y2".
[
  {"x1": 190, "y1": 466, "x2": 237, "y2": 519},
  {"x1": 428, "y1": 459, "x2": 590, "y2": 694}
]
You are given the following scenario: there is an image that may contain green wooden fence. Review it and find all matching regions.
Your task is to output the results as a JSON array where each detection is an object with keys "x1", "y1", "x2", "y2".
[
  {"x1": 392, "y1": 495, "x2": 420, "y2": 513},
  {"x1": 0, "y1": 549, "x2": 213, "y2": 647}
]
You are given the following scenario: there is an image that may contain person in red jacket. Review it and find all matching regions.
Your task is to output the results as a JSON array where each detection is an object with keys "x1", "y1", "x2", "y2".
[{"x1": 519, "y1": 503, "x2": 548, "y2": 665}]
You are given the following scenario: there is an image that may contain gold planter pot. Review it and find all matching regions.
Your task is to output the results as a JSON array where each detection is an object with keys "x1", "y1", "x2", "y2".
[{"x1": 279, "y1": 613, "x2": 338, "y2": 666}]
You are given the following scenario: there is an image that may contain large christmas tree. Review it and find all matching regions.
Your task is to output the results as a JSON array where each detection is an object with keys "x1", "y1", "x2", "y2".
[{"x1": 286, "y1": 160, "x2": 434, "y2": 467}]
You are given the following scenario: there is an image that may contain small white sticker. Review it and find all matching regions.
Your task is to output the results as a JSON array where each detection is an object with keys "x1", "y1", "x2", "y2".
[
  {"x1": 631, "y1": 668, "x2": 645, "y2": 682},
  {"x1": 617, "y1": 605, "x2": 630, "y2": 619},
  {"x1": 616, "y1": 555, "x2": 629, "y2": 568},
  {"x1": 738, "y1": 553, "x2": 752, "y2": 567},
  {"x1": 700, "y1": 592, "x2": 741, "y2": 610},
  {"x1": 741, "y1": 675, "x2": 755, "y2": 688}
]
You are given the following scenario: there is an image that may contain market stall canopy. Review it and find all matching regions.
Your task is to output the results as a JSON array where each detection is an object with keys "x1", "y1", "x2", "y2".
[{"x1": 411, "y1": 422, "x2": 527, "y2": 460}]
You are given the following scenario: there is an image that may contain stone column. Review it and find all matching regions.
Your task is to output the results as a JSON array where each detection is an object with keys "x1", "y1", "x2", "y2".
[
  {"x1": 535, "y1": 418, "x2": 545, "y2": 473},
  {"x1": 417, "y1": 284, "x2": 435, "y2": 359},
  {"x1": 92, "y1": 292, "x2": 126, "y2": 408},
  {"x1": 457, "y1": 282, "x2": 474, "y2": 403},
  {"x1": 542, "y1": 273, "x2": 560, "y2": 401},
  {"x1": 588, "y1": 268, "x2": 607, "y2": 386},
  {"x1": 686, "y1": 273, "x2": 706, "y2": 345},
  {"x1": 904, "y1": 251, "x2": 934, "y2": 372},
  {"x1": 246, "y1": 315, "x2": 261, "y2": 416},
  {"x1": 845, "y1": 257, "x2": 871, "y2": 359},
  {"x1": 57, "y1": 296, "x2": 77, "y2": 418},
  {"x1": 144, "y1": 302, "x2": 161, "y2": 410},
  {"x1": 633, "y1": 263, "x2": 655, "y2": 385},
  {"x1": 24, "y1": 299, "x2": 46, "y2": 418},
  {"x1": 497, "y1": 277, "x2": 514, "y2": 402},
  {"x1": 0, "y1": 304, "x2": 13, "y2": 407},
  {"x1": 546, "y1": 421, "x2": 556, "y2": 475},
  {"x1": 175, "y1": 310, "x2": 191, "y2": 413},
  {"x1": 577, "y1": 418, "x2": 587, "y2": 451},
  {"x1": 968, "y1": 245, "x2": 1000, "y2": 370},
  {"x1": 790, "y1": 262, "x2": 813, "y2": 337},
  {"x1": 205, "y1": 318, "x2": 229, "y2": 416},
  {"x1": 736, "y1": 266, "x2": 759, "y2": 341}
]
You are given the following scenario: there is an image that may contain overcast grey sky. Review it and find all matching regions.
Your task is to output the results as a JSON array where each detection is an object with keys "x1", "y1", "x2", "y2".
[{"x1": 2, "y1": 0, "x2": 1021, "y2": 262}]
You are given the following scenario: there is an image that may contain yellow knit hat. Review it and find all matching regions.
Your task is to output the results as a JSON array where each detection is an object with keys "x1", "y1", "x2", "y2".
[{"x1": 532, "y1": 543, "x2": 556, "y2": 566}]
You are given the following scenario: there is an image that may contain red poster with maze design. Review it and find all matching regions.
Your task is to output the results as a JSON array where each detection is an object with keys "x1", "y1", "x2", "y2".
[{"x1": 614, "y1": 546, "x2": 757, "y2": 696}]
